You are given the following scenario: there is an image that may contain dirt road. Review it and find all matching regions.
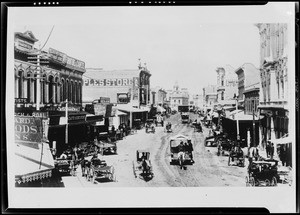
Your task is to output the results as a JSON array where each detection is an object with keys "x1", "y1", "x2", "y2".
[{"x1": 63, "y1": 113, "x2": 248, "y2": 187}]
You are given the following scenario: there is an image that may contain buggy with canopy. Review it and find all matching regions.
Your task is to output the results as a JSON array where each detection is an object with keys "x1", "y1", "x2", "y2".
[{"x1": 169, "y1": 134, "x2": 193, "y2": 168}]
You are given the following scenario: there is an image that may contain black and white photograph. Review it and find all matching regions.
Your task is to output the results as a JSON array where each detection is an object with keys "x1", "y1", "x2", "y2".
[{"x1": 4, "y1": 1, "x2": 297, "y2": 213}]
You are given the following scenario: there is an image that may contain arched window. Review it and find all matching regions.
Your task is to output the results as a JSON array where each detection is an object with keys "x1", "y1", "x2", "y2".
[
  {"x1": 61, "y1": 79, "x2": 65, "y2": 102},
  {"x1": 78, "y1": 82, "x2": 82, "y2": 103},
  {"x1": 18, "y1": 70, "x2": 24, "y2": 98},
  {"x1": 48, "y1": 75, "x2": 54, "y2": 103}
]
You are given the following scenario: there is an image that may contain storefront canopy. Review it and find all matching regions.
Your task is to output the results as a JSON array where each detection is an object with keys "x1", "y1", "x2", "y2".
[
  {"x1": 270, "y1": 135, "x2": 293, "y2": 145},
  {"x1": 15, "y1": 141, "x2": 54, "y2": 184},
  {"x1": 116, "y1": 104, "x2": 148, "y2": 113},
  {"x1": 226, "y1": 110, "x2": 263, "y2": 121}
]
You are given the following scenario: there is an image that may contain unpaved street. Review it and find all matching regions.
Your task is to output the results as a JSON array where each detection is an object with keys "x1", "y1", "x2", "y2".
[{"x1": 61, "y1": 113, "x2": 248, "y2": 187}]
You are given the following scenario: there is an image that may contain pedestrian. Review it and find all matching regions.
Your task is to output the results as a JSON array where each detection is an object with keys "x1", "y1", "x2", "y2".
[
  {"x1": 266, "y1": 141, "x2": 270, "y2": 157},
  {"x1": 270, "y1": 143, "x2": 274, "y2": 159},
  {"x1": 252, "y1": 146, "x2": 260, "y2": 161},
  {"x1": 187, "y1": 139, "x2": 194, "y2": 163}
]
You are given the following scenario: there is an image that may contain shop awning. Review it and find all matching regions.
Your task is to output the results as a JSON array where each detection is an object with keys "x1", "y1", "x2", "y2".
[
  {"x1": 226, "y1": 110, "x2": 263, "y2": 121},
  {"x1": 270, "y1": 135, "x2": 293, "y2": 145},
  {"x1": 116, "y1": 104, "x2": 148, "y2": 113},
  {"x1": 115, "y1": 110, "x2": 127, "y2": 116},
  {"x1": 15, "y1": 141, "x2": 54, "y2": 184}
]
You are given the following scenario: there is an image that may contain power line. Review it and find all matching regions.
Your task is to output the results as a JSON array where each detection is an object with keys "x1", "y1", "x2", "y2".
[{"x1": 39, "y1": 25, "x2": 55, "y2": 51}]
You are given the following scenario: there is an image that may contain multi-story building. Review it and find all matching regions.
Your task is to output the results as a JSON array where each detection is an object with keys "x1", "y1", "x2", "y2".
[
  {"x1": 216, "y1": 65, "x2": 238, "y2": 106},
  {"x1": 256, "y1": 23, "x2": 291, "y2": 166},
  {"x1": 82, "y1": 66, "x2": 151, "y2": 128},
  {"x1": 169, "y1": 82, "x2": 189, "y2": 111},
  {"x1": 15, "y1": 31, "x2": 85, "y2": 109},
  {"x1": 13, "y1": 31, "x2": 91, "y2": 185},
  {"x1": 202, "y1": 85, "x2": 217, "y2": 112},
  {"x1": 150, "y1": 86, "x2": 167, "y2": 106}
]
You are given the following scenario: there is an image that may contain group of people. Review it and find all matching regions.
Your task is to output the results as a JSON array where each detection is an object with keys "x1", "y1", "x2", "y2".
[{"x1": 177, "y1": 140, "x2": 194, "y2": 163}]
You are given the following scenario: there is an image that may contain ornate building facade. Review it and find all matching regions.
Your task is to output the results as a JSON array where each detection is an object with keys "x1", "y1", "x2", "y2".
[
  {"x1": 256, "y1": 23, "x2": 290, "y2": 153},
  {"x1": 14, "y1": 31, "x2": 85, "y2": 110}
]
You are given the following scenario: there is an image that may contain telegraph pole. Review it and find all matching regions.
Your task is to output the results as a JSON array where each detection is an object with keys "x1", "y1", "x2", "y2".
[
  {"x1": 252, "y1": 101, "x2": 256, "y2": 147},
  {"x1": 234, "y1": 94, "x2": 240, "y2": 141},
  {"x1": 65, "y1": 99, "x2": 68, "y2": 144},
  {"x1": 36, "y1": 48, "x2": 41, "y2": 110}
]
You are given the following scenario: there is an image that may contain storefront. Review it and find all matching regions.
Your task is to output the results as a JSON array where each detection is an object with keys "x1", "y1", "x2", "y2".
[{"x1": 14, "y1": 116, "x2": 54, "y2": 186}]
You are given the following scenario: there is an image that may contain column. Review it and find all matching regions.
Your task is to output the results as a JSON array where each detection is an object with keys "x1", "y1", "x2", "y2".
[
  {"x1": 270, "y1": 116, "x2": 278, "y2": 157},
  {"x1": 45, "y1": 82, "x2": 49, "y2": 103},
  {"x1": 23, "y1": 79, "x2": 27, "y2": 100},
  {"x1": 15, "y1": 78, "x2": 18, "y2": 98},
  {"x1": 52, "y1": 83, "x2": 56, "y2": 104},
  {"x1": 57, "y1": 84, "x2": 60, "y2": 104},
  {"x1": 30, "y1": 79, "x2": 34, "y2": 103},
  {"x1": 40, "y1": 80, "x2": 44, "y2": 105}
]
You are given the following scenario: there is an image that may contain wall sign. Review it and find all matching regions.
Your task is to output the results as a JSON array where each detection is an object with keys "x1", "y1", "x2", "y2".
[
  {"x1": 15, "y1": 116, "x2": 43, "y2": 142},
  {"x1": 84, "y1": 78, "x2": 134, "y2": 87}
]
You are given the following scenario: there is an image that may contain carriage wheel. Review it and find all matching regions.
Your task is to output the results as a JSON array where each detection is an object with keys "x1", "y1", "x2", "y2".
[
  {"x1": 108, "y1": 166, "x2": 115, "y2": 181},
  {"x1": 265, "y1": 179, "x2": 270, "y2": 186},
  {"x1": 249, "y1": 176, "x2": 255, "y2": 186},
  {"x1": 90, "y1": 168, "x2": 95, "y2": 183},
  {"x1": 132, "y1": 161, "x2": 137, "y2": 178},
  {"x1": 271, "y1": 176, "x2": 277, "y2": 186},
  {"x1": 245, "y1": 176, "x2": 249, "y2": 186}
]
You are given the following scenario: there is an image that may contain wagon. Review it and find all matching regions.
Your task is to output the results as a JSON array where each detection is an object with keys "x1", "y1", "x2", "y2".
[
  {"x1": 155, "y1": 115, "x2": 164, "y2": 127},
  {"x1": 245, "y1": 160, "x2": 279, "y2": 187},
  {"x1": 169, "y1": 134, "x2": 193, "y2": 167},
  {"x1": 85, "y1": 156, "x2": 116, "y2": 183},
  {"x1": 54, "y1": 151, "x2": 78, "y2": 176},
  {"x1": 132, "y1": 150, "x2": 154, "y2": 180},
  {"x1": 96, "y1": 141, "x2": 117, "y2": 155},
  {"x1": 145, "y1": 119, "x2": 156, "y2": 133},
  {"x1": 228, "y1": 149, "x2": 245, "y2": 167},
  {"x1": 164, "y1": 122, "x2": 173, "y2": 133}
]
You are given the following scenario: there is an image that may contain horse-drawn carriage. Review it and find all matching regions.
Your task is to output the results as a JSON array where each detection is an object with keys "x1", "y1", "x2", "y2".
[
  {"x1": 164, "y1": 122, "x2": 173, "y2": 133},
  {"x1": 54, "y1": 149, "x2": 79, "y2": 176},
  {"x1": 228, "y1": 146, "x2": 245, "y2": 167},
  {"x1": 145, "y1": 119, "x2": 156, "y2": 133},
  {"x1": 133, "y1": 119, "x2": 144, "y2": 130},
  {"x1": 192, "y1": 121, "x2": 202, "y2": 132},
  {"x1": 156, "y1": 115, "x2": 164, "y2": 127},
  {"x1": 217, "y1": 138, "x2": 234, "y2": 156},
  {"x1": 245, "y1": 160, "x2": 279, "y2": 186},
  {"x1": 132, "y1": 150, "x2": 154, "y2": 180},
  {"x1": 169, "y1": 134, "x2": 193, "y2": 169},
  {"x1": 83, "y1": 154, "x2": 116, "y2": 183}
]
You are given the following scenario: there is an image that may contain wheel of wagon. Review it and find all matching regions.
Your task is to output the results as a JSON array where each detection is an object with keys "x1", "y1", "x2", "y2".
[
  {"x1": 271, "y1": 176, "x2": 277, "y2": 186},
  {"x1": 228, "y1": 156, "x2": 231, "y2": 166},
  {"x1": 108, "y1": 167, "x2": 115, "y2": 181},
  {"x1": 132, "y1": 161, "x2": 137, "y2": 178},
  {"x1": 249, "y1": 176, "x2": 255, "y2": 186},
  {"x1": 265, "y1": 179, "x2": 270, "y2": 186},
  {"x1": 90, "y1": 169, "x2": 95, "y2": 183},
  {"x1": 245, "y1": 176, "x2": 249, "y2": 186}
]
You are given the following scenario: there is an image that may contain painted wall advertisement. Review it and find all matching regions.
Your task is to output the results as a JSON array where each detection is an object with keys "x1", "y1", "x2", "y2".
[{"x1": 15, "y1": 116, "x2": 43, "y2": 143}]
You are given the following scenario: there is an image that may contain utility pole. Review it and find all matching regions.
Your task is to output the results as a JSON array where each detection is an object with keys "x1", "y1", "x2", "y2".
[
  {"x1": 36, "y1": 48, "x2": 41, "y2": 110},
  {"x1": 234, "y1": 94, "x2": 240, "y2": 141},
  {"x1": 65, "y1": 99, "x2": 68, "y2": 144},
  {"x1": 252, "y1": 100, "x2": 256, "y2": 147}
]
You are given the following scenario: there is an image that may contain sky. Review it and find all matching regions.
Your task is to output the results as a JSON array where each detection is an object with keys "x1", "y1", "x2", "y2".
[{"x1": 9, "y1": 3, "x2": 294, "y2": 95}]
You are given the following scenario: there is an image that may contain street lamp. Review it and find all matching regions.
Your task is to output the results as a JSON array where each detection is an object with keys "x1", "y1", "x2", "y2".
[{"x1": 234, "y1": 94, "x2": 240, "y2": 141}]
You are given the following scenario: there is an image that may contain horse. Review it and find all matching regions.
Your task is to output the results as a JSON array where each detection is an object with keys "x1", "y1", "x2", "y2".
[
  {"x1": 178, "y1": 151, "x2": 185, "y2": 169},
  {"x1": 141, "y1": 158, "x2": 151, "y2": 176}
]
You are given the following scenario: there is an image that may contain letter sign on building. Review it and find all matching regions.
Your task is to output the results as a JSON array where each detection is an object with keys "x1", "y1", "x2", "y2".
[{"x1": 15, "y1": 116, "x2": 43, "y2": 143}]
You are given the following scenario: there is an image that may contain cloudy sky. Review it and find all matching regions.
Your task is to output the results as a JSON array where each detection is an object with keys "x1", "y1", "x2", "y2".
[{"x1": 9, "y1": 3, "x2": 293, "y2": 95}]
